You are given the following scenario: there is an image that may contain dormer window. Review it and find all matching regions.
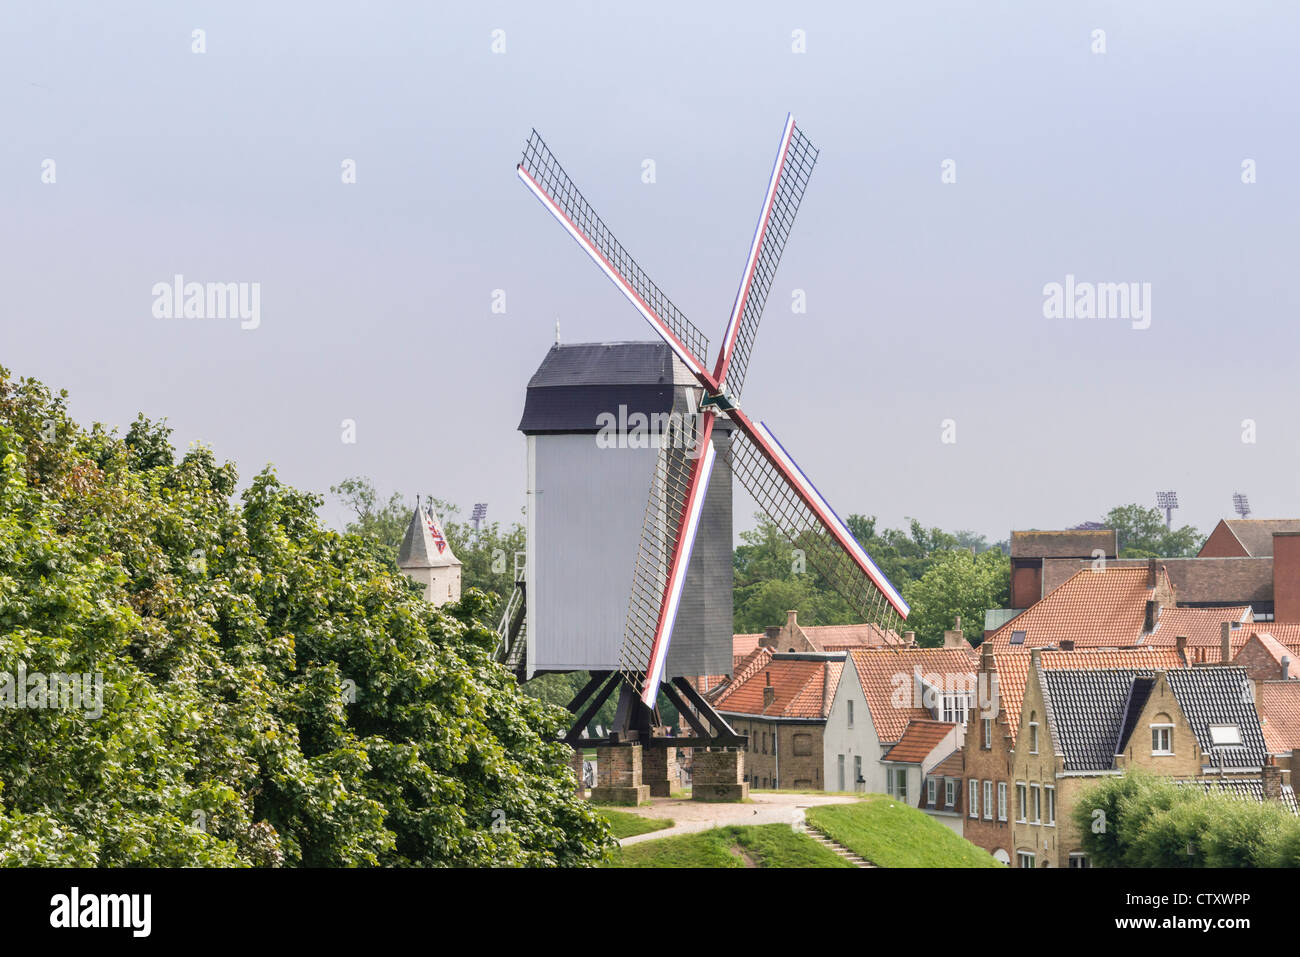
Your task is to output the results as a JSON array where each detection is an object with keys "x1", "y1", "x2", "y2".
[{"x1": 1209, "y1": 724, "x2": 1242, "y2": 746}]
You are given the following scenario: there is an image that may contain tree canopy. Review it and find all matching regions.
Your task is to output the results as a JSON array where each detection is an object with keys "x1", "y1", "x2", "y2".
[{"x1": 0, "y1": 368, "x2": 610, "y2": 866}]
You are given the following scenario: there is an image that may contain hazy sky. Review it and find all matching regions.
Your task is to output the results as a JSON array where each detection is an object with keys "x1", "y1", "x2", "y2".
[{"x1": 5, "y1": 1, "x2": 1299, "y2": 543}]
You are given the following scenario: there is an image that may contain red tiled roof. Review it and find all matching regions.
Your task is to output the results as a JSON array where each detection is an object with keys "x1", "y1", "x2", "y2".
[
  {"x1": 1258, "y1": 681, "x2": 1300, "y2": 754},
  {"x1": 733, "y1": 633, "x2": 762, "y2": 660},
  {"x1": 1144, "y1": 606, "x2": 1251, "y2": 647},
  {"x1": 846, "y1": 648, "x2": 977, "y2": 743},
  {"x1": 712, "y1": 654, "x2": 843, "y2": 720},
  {"x1": 883, "y1": 719, "x2": 957, "y2": 764},
  {"x1": 989, "y1": 647, "x2": 1186, "y2": 746}
]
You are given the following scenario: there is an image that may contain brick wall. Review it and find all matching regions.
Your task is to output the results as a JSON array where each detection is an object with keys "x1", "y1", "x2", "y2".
[
  {"x1": 1274, "y1": 533, "x2": 1300, "y2": 622},
  {"x1": 963, "y1": 657, "x2": 1015, "y2": 862},
  {"x1": 727, "y1": 716, "x2": 824, "y2": 789}
]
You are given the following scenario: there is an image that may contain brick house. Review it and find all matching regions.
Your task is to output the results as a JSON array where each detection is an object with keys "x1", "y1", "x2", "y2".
[
  {"x1": 1011, "y1": 655, "x2": 1291, "y2": 868},
  {"x1": 1008, "y1": 529, "x2": 1118, "y2": 612},
  {"x1": 711, "y1": 649, "x2": 843, "y2": 790}
]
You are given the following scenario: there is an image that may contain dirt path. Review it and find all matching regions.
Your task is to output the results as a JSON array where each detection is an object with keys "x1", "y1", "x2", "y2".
[{"x1": 614, "y1": 792, "x2": 861, "y2": 846}]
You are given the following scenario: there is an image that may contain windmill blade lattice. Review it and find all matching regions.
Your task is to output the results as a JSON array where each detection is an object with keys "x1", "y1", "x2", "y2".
[
  {"x1": 716, "y1": 120, "x2": 819, "y2": 399},
  {"x1": 727, "y1": 425, "x2": 907, "y2": 637},
  {"x1": 518, "y1": 131, "x2": 711, "y2": 373}
]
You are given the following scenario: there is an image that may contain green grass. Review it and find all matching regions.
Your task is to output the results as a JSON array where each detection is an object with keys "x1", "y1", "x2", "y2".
[
  {"x1": 598, "y1": 809, "x2": 674, "y2": 840},
  {"x1": 605, "y1": 823, "x2": 853, "y2": 868},
  {"x1": 806, "y1": 795, "x2": 1003, "y2": 868}
]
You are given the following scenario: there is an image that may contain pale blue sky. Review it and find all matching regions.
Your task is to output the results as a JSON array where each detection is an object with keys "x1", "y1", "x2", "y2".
[{"x1": 4, "y1": 1, "x2": 1299, "y2": 542}]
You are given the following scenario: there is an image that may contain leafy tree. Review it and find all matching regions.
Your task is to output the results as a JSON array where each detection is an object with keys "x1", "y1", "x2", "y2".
[
  {"x1": 1100, "y1": 504, "x2": 1202, "y2": 558},
  {"x1": 900, "y1": 549, "x2": 1010, "y2": 647},
  {"x1": 0, "y1": 368, "x2": 611, "y2": 866}
]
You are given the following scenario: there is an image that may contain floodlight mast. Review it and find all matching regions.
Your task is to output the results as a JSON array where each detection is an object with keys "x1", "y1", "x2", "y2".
[
  {"x1": 1156, "y1": 490, "x2": 1179, "y2": 529},
  {"x1": 517, "y1": 114, "x2": 908, "y2": 709},
  {"x1": 1233, "y1": 493, "x2": 1251, "y2": 520}
]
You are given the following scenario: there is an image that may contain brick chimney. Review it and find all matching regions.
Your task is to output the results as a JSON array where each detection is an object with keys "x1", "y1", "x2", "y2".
[
  {"x1": 904, "y1": 631, "x2": 917, "y2": 646},
  {"x1": 1175, "y1": 635, "x2": 1188, "y2": 668},
  {"x1": 943, "y1": 616, "x2": 969, "y2": 650},
  {"x1": 1264, "y1": 754, "x2": 1283, "y2": 804},
  {"x1": 761, "y1": 626, "x2": 780, "y2": 649},
  {"x1": 1221, "y1": 622, "x2": 1233, "y2": 664},
  {"x1": 822, "y1": 661, "x2": 832, "y2": 717},
  {"x1": 1284, "y1": 655, "x2": 1292, "y2": 681},
  {"x1": 1274, "y1": 533, "x2": 1300, "y2": 623},
  {"x1": 1144, "y1": 600, "x2": 1160, "y2": 632},
  {"x1": 763, "y1": 671, "x2": 776, "y2": 709},
  {"x1": 1147, "y1": 556, "x2": 1158, "y2": 588}
]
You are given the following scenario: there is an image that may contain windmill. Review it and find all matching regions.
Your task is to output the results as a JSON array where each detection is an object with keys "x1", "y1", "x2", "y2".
[{"x1": 515, "y1": 114, "x2": 909, "y2": 751}]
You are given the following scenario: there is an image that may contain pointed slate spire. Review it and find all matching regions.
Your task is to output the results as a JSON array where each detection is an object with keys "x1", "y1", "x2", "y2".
[{"x1": 397, "y1": 500, "x2": 460, "y2": 569}]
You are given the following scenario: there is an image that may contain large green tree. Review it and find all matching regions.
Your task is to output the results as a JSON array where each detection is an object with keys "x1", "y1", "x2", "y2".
[
  {"x1": 900, "y1": 549, "x2": 1010, "y2": 647},
  {"x1": 0, "y1": 368, "x2": 610, "y2": 866},
  {"x1": 1099, "y1": 504, "x2": 1202, "y2": 558}
]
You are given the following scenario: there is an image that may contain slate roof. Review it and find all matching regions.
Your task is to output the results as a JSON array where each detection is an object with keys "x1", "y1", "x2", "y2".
[
  {"x1": 517, "y1": 341, "x2": 716, "y2": 434},
  {"x1": 1165, "y1": 667, "x2": 1267, "y2": 770},
  {"x1": 990, "y1": 648, "x2": 1186, "y2": 746},
  {"x1": 1194, "y1": 779, "x2": 1300, "y2": 815},
  {"x1": 1011, "y1": 529, "x2": 1117, "y2": 559},
  {"x1": 1257, "y1": 681, "x2": 1300, "y2": 754},
  {"x1": 1041, "y1": 668, "x2": 1158, "y2": 771},
  {"x1": 883, "y1": 720, "x2": 957, "y2": 764},
  {"x1": 1221, "y1": 520, "x2": 1300, "y2": 557},
  {"x1": 396, "y1": 505, "x2": 460, "y2": 569}
]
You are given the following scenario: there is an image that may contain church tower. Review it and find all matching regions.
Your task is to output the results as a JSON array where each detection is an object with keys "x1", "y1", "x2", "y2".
[{"x1": 397, "y1": 499, "x2": 462, "y2": 606}]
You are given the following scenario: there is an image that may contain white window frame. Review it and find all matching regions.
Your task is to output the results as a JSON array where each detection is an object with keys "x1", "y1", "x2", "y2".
[
  {"x1": 1029, "y1": 722, "x2": 1039, "y2": 755},
  {"x1": 982, "y1": 718, "x2": 992, "y2": 749},
  {"x1": 969, "y1": 778, "x2": 979, "y2": 818},
  {"x1": 1068, "y1": 852, "x2": 1089, "y2": 869},
  {"x1": 927, "y1": 777, "x2": 937, "y2": 806},
  {"x1": 1030, "y1": 783, "x2": 1041, "y2": 824},
  {"x1": 1017, "y1": 851, "x2": 1036, "y2": 869},
  {"x1": 983, "y1": 780, "x2": 993, "y2": 820},
  {"x1": 1152, "y1": 724, "x2": 1173, "y2": 755},
  {"x1": 997, "y1": 781, "x2": 1008, "y2": 822},
  {"x1": 1046, "y1": 785, "x2": 1056, "y2": 826},
  {"x1": 945, "y1": 778, "x2": 956, "y2": 809},
  {"x1": 847, "y1": 699, "x2": 854, "y2": 728},
  {"x1": 1016, "y1": 782, "x2": 1027, "y2": 823},
  {"x1": 1209, "y1": 724, "x2": 1241, "y2": 746}
]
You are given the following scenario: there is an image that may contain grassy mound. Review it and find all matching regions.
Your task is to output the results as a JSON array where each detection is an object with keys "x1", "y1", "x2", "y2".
[
  {"x1": 807, "y1": 796, "x2": 1002, "y2": 868},
  {"x1": 606, "y1": 823, "x2": 852, "y2": 868}
]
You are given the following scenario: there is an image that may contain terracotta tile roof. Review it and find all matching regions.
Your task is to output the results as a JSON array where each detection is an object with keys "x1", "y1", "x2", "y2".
[
  {"x1": 733, "y1": 633, "x2": 762, "y2": 661},
  {"x1": 712, "y1": 653, "x2": 843, "y2": 720},
  {"x1": 1041, "y1": 557, "x2": 1274, "y2": 607},
  {"x1": 1144, "y1": 606, "x2": 1252, "y2": 646},
  {"x1": 846, "y1": 648, "x2": 977, "y2": 743},
  {"x1": 883, "y1": 719, "x2": 957, "y2": 764},
  {"x1": 929, "y1": 749, "x2": 965, "y2": 778},
  {"x1": 1253, "y1": 623, "x2": 1300, "y2": 654},
  {"x1": 985, "y1": 566, "x2": 1247, "y2": 652},
  {"x1": 1258, "y1": 681, "x2": 1300, "y2": 754},
  {"x1": 988, "y1": 647, "x2": 1186, "y2": 746},
  {"x1": 802, "y1": 622, "x2": 909, "y2": 650}
]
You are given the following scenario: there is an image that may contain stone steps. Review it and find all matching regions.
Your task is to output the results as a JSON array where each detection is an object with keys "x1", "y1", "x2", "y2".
[{"x1": 805, "y1": 824, "x2": 875, "y2": 868}]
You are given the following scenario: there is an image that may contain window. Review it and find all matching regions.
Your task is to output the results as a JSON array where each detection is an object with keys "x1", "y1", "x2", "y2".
[
  {"x1": 983, "y1": 780, "x2": 993, "y2": 820},
  {"x1": 1046, "y1": 785, "x2": 1056, "y2": 826},
  {"x1": 847, "y1": 700, "x2": 854, "y2": 727},
  {"x1": 886, "y1": 767, "x2": 907, "y2": 801},
  {"x1": 969, "y1": 779, "x2": 979, "y2": 818},
  {"x1": 997, "y1": 782, "x2": 1008, "y2": 821},
  {"x1": 1152, "y1": 725, "x2": 1173, "y2": 755},
  {"x1": 927, "y1": 778, "x2": 937, "y2": 806},
  {"x1": 982, "y1": 718, "x2": 992, "y2": 749},
  {"x1": 853, "y1": 756, "x2": 862, "y2": 791},
  {"x1": 1017, "y1": 851, "x2": 1036, "y2": 869},
  {"x1": 837, "y1": 754, "x2": 845, "y2": 791},
  {"x1": 1031, "y1": 783, "x2": 1041, "y2": 823},
  {"x1": 762, "y1": 732, "x2": 768, "y2": 755},
  {"x1": 1209, "y1": 724, "x2": 1242, "y2": 746},
  {"x1": 1016, "y1": 783, "x2": 1027, "y2": 822},
  {"x1": 1029, "y1": 721, "x2": 1039, "y2": 755},
  {"x1": 1068, "y1": 853, "x2": 1090, "y2": 869},
  {"x1": 945, "y1": 778, "x2": 956, "y2": 808}
]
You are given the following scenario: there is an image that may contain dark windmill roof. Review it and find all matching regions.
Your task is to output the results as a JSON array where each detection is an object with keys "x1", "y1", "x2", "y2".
[
  {"x1": 1165, "y1": 667, "x2": 1266, "y2": 770},
  {"x1": 518, "y1": 341, "x2": 701, "y2": 434},
  {"x1": 1041, "y1": 668, "x2": 1158, "y2": 771}
]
